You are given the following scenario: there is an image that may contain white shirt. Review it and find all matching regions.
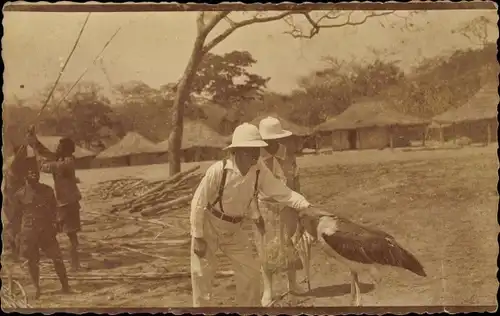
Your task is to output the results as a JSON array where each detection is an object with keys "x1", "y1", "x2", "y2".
[
  {"x1": 260, "y1": 144, "x2": 287, "y2": 184},
  {"x1": 190, "y1": 156, "x2": 311, "y2": 238}
]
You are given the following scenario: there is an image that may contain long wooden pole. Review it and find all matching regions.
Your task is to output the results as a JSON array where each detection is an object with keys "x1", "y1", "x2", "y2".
[
  {"x1": 36, "y1": 13, "x2": 91, "y2": 121},
  {"x1": 51, "y1": 25, "x2": 123, "y2": 112},
  {"x1": 9, "y1": 13, "x2": 91, "y2": 158}
]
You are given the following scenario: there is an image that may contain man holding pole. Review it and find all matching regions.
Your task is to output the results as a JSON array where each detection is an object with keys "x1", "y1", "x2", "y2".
[
  {"x1": 26, "y1": 126, "x2": 83, "y2": 272},
  {"x1": 190, "y1": 123, "x2": 314, "y2": 307}
]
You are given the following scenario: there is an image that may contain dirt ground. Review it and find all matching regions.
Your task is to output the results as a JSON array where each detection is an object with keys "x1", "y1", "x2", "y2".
[{"x1": 2, "y1": 145, "x2": 498, "y2": 308}]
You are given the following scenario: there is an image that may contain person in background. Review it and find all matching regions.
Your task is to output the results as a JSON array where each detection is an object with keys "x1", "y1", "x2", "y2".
[
  {"x1": 26, "y1": 126, "x2": 83, "y2": 271},
  {"x1": 256, "y1": 116, "x2": 312, "y2": 306},
  {"x1": 190, "y1": 123, "x2": 313, "y2": 307},
  {"x1": 13, "y1": 156, "x2": 71, "y2": 299},
  {"x1": 3, "y1": 144, "x2": 29, "y2": 261}
]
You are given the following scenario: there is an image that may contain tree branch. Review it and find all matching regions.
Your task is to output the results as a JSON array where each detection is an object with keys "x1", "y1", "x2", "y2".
[
  {"x1": 200, "y1": 11, "x2": 230, "y2": 36},
  {"x1": 196, "y1": 12, "x2": 205, "y2": 31},
  {"x1": 285, "y1": 10, "x2": 397, "y2": 39},
  {"x1": 224, "y1": 16, "x2": 237, "y2": 28},
  {"x1": 202, "y1": 11, "x2": 295, "y2": 54}
]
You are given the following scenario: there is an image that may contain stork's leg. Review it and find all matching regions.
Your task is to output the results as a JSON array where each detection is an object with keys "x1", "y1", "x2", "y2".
[
  {"x1": 369, "y1": 266, "x2": 382, "y2": 285},
  {"x1": 261, "y1": 266, "x2": 274, "y2": 307},
  {"x1": 286, "y1": 241, "x2": 302, "y2": 294},
  {"x1": 350, "y1": 271, "x2": 361, "y2": 307},
  {"x1": 304, "y1": 237, "x2": 312, "y2": 292}
]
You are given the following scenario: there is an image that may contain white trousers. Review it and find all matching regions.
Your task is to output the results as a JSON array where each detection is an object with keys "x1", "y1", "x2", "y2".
[{"x1": 190, "y1": 213, "x2": 261, "y2": 307}]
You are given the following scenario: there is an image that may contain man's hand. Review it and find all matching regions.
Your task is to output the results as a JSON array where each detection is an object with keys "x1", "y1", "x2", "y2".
[
  {"x1": 193, "y1": 237, "x2": 208, "y2": 258},
  {"x1": 27, "y1": 124, "x2": 36, "y2": 136},
  {"x1": 254, "y1": 216, "x2": 265, "y2": 235}
]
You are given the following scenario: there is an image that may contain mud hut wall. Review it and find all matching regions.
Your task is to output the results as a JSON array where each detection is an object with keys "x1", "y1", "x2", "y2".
[
  {"x1": 427, "y1": 119, "x2": 498, "y2": 143},
  {"x1": 395, "y1": 125, "x2": 427, "y2": 146},
  {"x1": 182, "y1": 147, "x2": 224, "y2": 162},
  {"x1": 357, "y1": 126, "x2": 390, "y2": 150},
  {"x1": 157, "y1": 152, "x2": 169, "y2": 164},
  {"x1": 91, "y1": 156, "x2": 128, "y2": 169},
  {"x1": 315, "y1": 132, "x2": 333, "y2": 149},
  {"x1": 302, "y1": 135, "x2": 317, "y2": 150},
  {"x1": 458, "y1": 119, "x2": 498, "y2": 143},
  {"x1": 128, "y1": 153, "x2": 166, "y2": 166},
  {"x1": 330, "y1": 130, "x2": 350, "y2": 151},
  {"x1": 74, "y1": 156, "x2": 95, "y2": 170}
]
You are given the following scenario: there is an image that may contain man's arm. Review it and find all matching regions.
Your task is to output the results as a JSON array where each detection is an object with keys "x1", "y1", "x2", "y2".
[
  {"x1": 190, "y1": 162, "x2": 220, "y2": 238},
  {"x1": 258, "y1": 160, "x2": 310, "y2": 209},
  {"x1": 27, "y1": 134, "x2": 57, "y2": 160},
  {"x1": 39, "y1": 156, "x2": 75, "y2": 174}
]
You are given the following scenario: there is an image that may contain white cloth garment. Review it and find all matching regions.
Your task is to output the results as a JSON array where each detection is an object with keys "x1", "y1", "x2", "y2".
[
  {"x1": 190, "y1": 156, "x2": 310, "y2": 238},
  {"x1": 190, "y1": 214, "x2": 261, "y2": 307},
  {"x1": 189, "y1": 156, "x2": 311, "y2": 307},
  {"x1": 260, "y1": 144, "x2": 287, "y2": 184},
  {"x1": 256, "y1": 144, "x2": 303, "y2": 272}
]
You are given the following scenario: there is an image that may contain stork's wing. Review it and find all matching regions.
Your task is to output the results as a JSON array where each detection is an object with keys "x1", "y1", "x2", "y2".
[{"x1": 321, "y1": 217, "x2": 426, "y2": 277}]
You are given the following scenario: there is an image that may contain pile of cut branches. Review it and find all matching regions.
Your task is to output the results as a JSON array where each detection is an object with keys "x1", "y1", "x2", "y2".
[
  {"x1": 86, "y1": 177, "x2": 162, "y2": 200},
  {"x1": 109, "y1": 165, "x2": 203, "y2": 217}
]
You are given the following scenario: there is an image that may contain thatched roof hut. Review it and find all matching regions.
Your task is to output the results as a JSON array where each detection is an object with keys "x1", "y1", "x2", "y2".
[
  {"x1": 432, "y1": 84, "x2": 498, "y2": 124},
  {"x1": 429, "y1": 84, "x2": 498, "y2": 144},
  {"x1": 96, "y1": 132, "x2": 166, "y2": 159},
  {"x1": 316, "y1": 100, "x2": 429, "y2": 132},
  {"x1": 158, "y1": 120, "x2": 227, "y2": 151}
]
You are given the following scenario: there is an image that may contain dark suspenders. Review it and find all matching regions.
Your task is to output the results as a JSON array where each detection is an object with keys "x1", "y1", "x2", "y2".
[
  {"x1": 253, "y1": 170, "x2": 260, "y2": 199},
  {"x1": 207, "y1": 159, "x2": 260, "y2": 214},
  {"x1": 209, "y1": 159, "x2": 229, "y2": 213}
]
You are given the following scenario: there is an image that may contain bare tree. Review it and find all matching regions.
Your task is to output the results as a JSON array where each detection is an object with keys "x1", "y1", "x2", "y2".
[{"x1": 167, "y1": 10, "x2": 415, "y2": 175}]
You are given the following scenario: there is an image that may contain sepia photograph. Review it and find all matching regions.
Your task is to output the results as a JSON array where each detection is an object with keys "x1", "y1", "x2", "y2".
[{"x1": 1, "y1": 1, "x2": 498, "y2": 313}]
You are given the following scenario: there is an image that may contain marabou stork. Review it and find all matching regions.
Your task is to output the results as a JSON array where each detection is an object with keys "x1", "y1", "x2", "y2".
[{"x1": 296, "y1": 208, "x2": 427, "y2": 306}]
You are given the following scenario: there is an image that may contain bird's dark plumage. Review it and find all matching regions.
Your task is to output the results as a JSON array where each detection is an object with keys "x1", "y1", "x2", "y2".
[{"x1": 321, "y1": 216, "x2": 426, "y2": 277}]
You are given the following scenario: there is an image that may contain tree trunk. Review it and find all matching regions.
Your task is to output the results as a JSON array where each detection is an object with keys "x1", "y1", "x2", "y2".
[{"x1": 167, "y1": 38, "x2": 206, "y2": 176}]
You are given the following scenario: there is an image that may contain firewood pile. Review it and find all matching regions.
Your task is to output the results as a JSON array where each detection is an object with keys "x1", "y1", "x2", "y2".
[
  {"x1": 86, "y1": 177, "x2": 162, "y2": 200},
  {"x1": 108, "y1": 165, "x2": 203, "y2": 217}
]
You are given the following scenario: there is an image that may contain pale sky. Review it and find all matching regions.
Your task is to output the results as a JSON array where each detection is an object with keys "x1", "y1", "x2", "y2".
[{"x1": 2, "y1": 9, "x2": 497, "y2": 105}]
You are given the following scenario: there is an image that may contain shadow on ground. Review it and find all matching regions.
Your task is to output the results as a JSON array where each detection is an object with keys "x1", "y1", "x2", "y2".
[{"x1": 299, "y1": 282, "x2": 375, "y2": 298}]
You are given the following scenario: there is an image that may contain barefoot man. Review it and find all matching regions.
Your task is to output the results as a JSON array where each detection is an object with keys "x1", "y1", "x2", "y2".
[
  {"x1": 190, "y1": 123, "x2": 314, "y2": 307},
  {"x1": 12, "y1": 155, "x2": 71, "y2": 299},
  {"x1": 256, "y1": 116, "x2": 313, "y2": 306},
  {"x1": 27, "y1": 127, "x2": 83, "y2": 271}
]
